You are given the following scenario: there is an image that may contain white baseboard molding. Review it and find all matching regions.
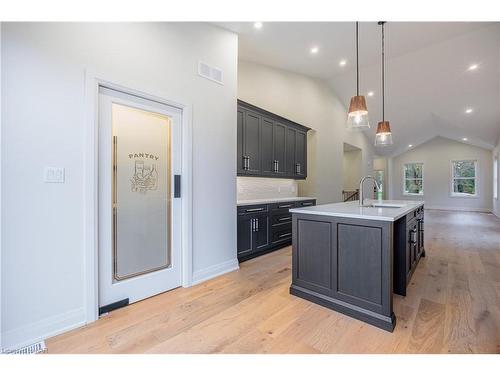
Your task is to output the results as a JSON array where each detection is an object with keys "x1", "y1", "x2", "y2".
[
  {"x1": 426, "y1": 205, "x2": 492, "y2": 213},
  {"x1": 2, "y1": 307, "x2": 86, "y2": 351},
  {"x1": 192, "y1": 258, "x2": 239, "y2": 286}
]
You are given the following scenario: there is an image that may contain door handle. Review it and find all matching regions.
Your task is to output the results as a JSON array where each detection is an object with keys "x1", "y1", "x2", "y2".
[
  {"x1": 279, "y1": 232, "x2": 292, "y2": 238},
  {"x1": 245, "y1": 207, "x2": 265, "y2": 213},
  {"x1": 279, "y1": 217, "x2": 292, "y2": 221},
  {"x1": 255, "y1": 218, "x2": 259, "y2": 231},
  {"x1": 301, "y1": 202, "x2": 313, "y2": 206},
  {"x1": 174, "y1": 175, "x2": 181, "y2": 198},
  {"x1": 276, "y1": 160, "x2": 279, "y2": 172},
  {"x1": 278, "y1": 204, "x2": 292, "y2": 208},
  {"x1": 251, "y1": 218, "x2": 255, "y2": 232}
]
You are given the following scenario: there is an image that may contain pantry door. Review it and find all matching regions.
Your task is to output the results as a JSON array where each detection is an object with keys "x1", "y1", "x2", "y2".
[{"x1": 98, "y1": 86, "x2": 182, "y2": 311}]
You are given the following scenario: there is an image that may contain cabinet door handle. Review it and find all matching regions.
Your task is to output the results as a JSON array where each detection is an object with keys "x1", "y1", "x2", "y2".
[
  {"x1": 279, "y1": 232, "x2": 292, "y2": 238},
  {"x1": 255, "y1": 218, "x2": 259, "y2": 231},
  {"x1": 276, "y1": 160, "x2": 279, "y2": 172},
  {"x1": 247, "y1": 156, "x2": 250, "y2": 170},
  {"x1": 295, "y1": 163, "x2": 301, "y2": 174},
  {"x1": 279, "y1": 216, "x2": 292, "y2": 221},
  {"x1": 301, "y1": 202, "x2": 313, "y2": 206},
  {"x1": 278, "y1": 204, "x2": 293, "y2": 208},
  {"x1": 245, "y1": 207, "x2": 265, "y2": 213},
  {"x1": 251, "y1": 218, "x2": 255, "y2": 232}
]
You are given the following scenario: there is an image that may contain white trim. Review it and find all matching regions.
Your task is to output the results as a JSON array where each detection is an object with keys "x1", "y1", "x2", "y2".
[
  {"x1": 192, "y1": 259, "x2": 239, "y2": 286},
  {"x1": 83, "y1": 70, "x2": 193, "y2": 326},
  {"x1": 426, "y1": 205, "x2": 492, "y2": 213},
  {"x1": 449, "y1": 159, "x2": 479, "y2": 198},
  {"x1": 2, "y1": 308, "x2": 85, "y2": 351},
  {"x1": 403, "y1": 161, "x2": 424, "y2": 196}
]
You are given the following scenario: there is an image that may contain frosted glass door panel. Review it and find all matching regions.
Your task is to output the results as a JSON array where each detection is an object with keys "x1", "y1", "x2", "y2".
[{"x1": 112, "y1": 103, "x2": 171, "y2": 281}]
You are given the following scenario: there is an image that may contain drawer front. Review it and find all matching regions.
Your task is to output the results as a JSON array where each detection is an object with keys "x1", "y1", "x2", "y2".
[
  {"x1": 271, "y1": 211, "x2": 293, "y2": 226},
  {"x1": 272, "y1": 224, "x2": 293, "y2": 244},
  {"x1": 237, "y1": 204, "x2": 269, "y2": 216},
  {"x1": 270, "y1": 201, "x2": 295, "y2": 211},
  {"x1": 295, "y1": 199, "x2": 316, "y2": 208},
  {"x1": 406, "y1": 209, "x2": 418, "y2": 223}
]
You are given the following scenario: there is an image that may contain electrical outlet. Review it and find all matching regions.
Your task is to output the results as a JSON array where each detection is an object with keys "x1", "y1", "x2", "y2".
[{"x1": 44, "y1": 167, "x2": 65, "y2": 183}]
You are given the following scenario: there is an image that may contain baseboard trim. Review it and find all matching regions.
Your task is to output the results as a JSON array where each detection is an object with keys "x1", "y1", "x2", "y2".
[
  {"x1": 426, "y1": 205, "x2": 492, "y2": 213},
  {"x1": 2, "y1": 307, "x2": 86, "y2": 351},
  {"x1": 192, "y1": 258, "x2": 239, "y2": 286}
]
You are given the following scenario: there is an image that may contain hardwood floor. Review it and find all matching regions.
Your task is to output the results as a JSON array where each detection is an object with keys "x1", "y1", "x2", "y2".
[{"x1": 46, "y1": 210, "x2": 500, "y2": 353}]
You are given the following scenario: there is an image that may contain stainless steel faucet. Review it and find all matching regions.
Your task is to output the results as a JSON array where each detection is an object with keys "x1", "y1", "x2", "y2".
[{"x1": 359, "y1": 176, "x2": 382, "y2": 207}]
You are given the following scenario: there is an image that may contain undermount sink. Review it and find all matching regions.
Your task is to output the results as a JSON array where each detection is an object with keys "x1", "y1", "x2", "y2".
[{"x1": 368, "y1": 203, "x2": 407, "y2": 208}]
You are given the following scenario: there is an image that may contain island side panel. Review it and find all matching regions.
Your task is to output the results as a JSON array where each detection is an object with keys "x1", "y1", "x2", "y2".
[{"x1": 291, "y1": 213, "x2": 395, "y2": 332}]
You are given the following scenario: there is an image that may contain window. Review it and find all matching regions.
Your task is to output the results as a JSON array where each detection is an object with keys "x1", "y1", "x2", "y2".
[
  {"x1": 494, "y1": 155, "x2": 498, "y2": 200},
  {"x1": 403, "y1": 163, "x2": 424, "y2": 195},
  {"x1": 451, "y1": 160, "x2": 478, "y2": 197}
]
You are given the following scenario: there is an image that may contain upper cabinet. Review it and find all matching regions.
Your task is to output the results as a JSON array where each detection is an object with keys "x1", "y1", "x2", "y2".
[{"x1": 237, "y1": 100, "x2": 310, "y2": 180}]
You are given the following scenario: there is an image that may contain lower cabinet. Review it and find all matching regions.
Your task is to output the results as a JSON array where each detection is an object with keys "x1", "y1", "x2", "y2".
[
  {"x1": 394, "y1": 205, "x2": 425, "y2": 296},
  {"x1": 237, "y1": 199, "x2": 316, "y2": 262}
]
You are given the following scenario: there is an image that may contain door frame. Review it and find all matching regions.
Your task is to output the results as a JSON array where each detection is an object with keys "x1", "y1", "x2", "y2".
[{"x1": 83, "y1": 70, "x2": 193, "y2": 324}]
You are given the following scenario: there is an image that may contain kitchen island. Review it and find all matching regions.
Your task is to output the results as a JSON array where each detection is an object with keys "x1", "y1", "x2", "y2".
[{"x1": 289, "y1": 200, "x2": 425, "y2": 332}]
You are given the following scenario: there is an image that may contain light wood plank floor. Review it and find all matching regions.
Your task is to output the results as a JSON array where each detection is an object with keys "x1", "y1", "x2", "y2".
[{"x1": 47, "y1": 210, "x2": 500, "y2": 353}]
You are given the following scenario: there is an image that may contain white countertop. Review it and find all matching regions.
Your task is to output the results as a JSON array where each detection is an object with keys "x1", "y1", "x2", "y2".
[
  {"x1": 237, "y1": 197, "x2": 316, "y2": 206},
  {"x1": 290, "y1": 199, "x2": 424, "y2": 222}
]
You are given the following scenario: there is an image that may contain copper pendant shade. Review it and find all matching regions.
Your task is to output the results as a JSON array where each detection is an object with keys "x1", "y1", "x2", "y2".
[
  {"x1": 375, "y1": 21, "x2": 393, "y2": 146},
  {"x1": 347, "y1": 22, "x2": 370, "y2": 129}
]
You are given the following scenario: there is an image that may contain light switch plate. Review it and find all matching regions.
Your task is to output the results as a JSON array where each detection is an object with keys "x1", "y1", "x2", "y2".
[{"x1": 44, "y1": 167, "x2": 65, "y2": 183}]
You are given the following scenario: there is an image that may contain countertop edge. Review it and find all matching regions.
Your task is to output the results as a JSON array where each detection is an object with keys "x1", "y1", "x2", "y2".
[
  {"x1": 237, "y1": 197, "x2": 317, "y2": 206},
  {"x1": 290, "y1": 201, "x2": 424, "y2": 222}
]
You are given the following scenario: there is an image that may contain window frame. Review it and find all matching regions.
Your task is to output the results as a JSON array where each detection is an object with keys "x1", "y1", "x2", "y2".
[
  {"x1": 403, "y1": 162, "x2": 424, "y2": 196},
  {"x1": 450, "y1": 159, "x2": 479, "y2": 198}
]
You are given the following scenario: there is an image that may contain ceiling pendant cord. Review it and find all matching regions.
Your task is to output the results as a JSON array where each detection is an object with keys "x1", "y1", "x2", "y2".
[
  {"x1": 356, "y1": 21, "x2": 359, "y2": 96},
  {"x1": 381, "y1": 21, "x2": 385, "y2": 122}
]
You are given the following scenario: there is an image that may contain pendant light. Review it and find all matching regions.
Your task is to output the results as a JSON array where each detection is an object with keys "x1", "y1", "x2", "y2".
[
  {"x1": 347, "y1": 22, "x2": 370, "y2": 129},
  {"x1": 375, "y1": 21, "x2": 393, "y2": 146}
]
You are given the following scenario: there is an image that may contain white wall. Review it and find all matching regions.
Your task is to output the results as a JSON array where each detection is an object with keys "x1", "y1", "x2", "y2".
[
  {"x1": 493, "y1": 138, "x2": 500, "y2": 217},
  {"x1": 342, "y1": 149, "x2": 362, "y2": 191},
  {"x1": 390, "y1": 137, "x2": 493, "y2": 212},
  {"x1": 1, "y1": 22, "x2": 238, "y2": 349},
  {"x1": 238, "y1": 60, "x2": 376, "y2": 204}
]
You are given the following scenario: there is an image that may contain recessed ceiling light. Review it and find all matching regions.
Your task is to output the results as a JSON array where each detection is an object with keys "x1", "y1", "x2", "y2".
[
  {"x1": 465, "y1": 108, "x2": 473, "y2": 114},
  {"x1": 310, "y1": 46, "x2": 319, "y2": 54},
  {"x1": 253, "y1": 22, "x2": 263, "y2": 29},
  {"x1": 462, "y1": 137, "x2": 468, "y2": 141},
  {"x1": 339, "y1": 59, "x2": 347, "y2": 67},
  {"x1": 367, "y1": 91, "x2": 374, "y2": 97},
  {"x1": 408, "y1": 144, "x2": 413, "y2": 148},
  {"x1": 468, "y1": 64, "x2": 478, "y2": 71}
]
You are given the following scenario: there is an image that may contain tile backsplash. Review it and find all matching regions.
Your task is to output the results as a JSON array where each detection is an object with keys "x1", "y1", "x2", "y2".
[{"x1": 237, "y1": 177, "x2": 298, "y2": 200}]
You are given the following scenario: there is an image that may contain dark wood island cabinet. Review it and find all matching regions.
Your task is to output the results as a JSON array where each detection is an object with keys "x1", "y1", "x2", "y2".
[{"x1": 289, "y1": 200, "x2": 425, "y2": 332}]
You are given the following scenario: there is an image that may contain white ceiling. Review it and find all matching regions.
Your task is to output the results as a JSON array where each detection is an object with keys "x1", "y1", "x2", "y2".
[{"x1": 218, "y1": 22, "x2": 500, "y2": 156}]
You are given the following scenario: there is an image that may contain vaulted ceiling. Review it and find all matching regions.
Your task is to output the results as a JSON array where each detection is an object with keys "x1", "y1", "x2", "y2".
[{"x1": 218, "y1": 22, "x2": 500, "y2": 156}]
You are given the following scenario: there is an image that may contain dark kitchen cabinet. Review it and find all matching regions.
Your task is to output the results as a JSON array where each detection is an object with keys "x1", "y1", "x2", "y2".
[
  {"x1": 237, "y1": 199, "x2": 316, "y2": 262},
  {"x1": 237, "y1": 100, "x2": 310, "y2": 179},
  {"x1": 393, "y1": 205, "x2": 425, "y2": 296},
  {"x1": 236, "y1": 108, "x2": 245, "y2": 174},
  {"x1": 295, "y1": 131, "x2": 307, "y2": 177},
  {"x1": 285, "y1": 128, "x2": 296, "y2": 176},
  {"x1": 273, "y1": 122, "x2": 287, "y2": 176},
  {"x1": 237, "y1": 204, "x2": 270, "y2": 258},
  {"x1": 237, "y1": 215, "x2": 253, "y2": 257},
  {"x1": 242, "y1": 110, "x2": 261, "y2": 175},
  {"x1": 260, "y1": 117, "x2": 275, "y2": 175}
]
